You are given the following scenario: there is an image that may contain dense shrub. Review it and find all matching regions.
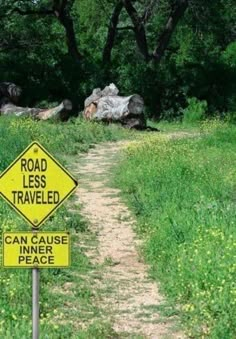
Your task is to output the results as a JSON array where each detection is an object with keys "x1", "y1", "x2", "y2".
[{"x1": 182, "y1": 97, "x2": 208, "y2": 123}]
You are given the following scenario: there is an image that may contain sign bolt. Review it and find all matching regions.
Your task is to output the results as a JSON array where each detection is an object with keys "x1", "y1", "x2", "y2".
[
  {"x1": 33, "y1": 147, "x2": 38, "y2": 153},
  {"x1": 33, "y1": 219, "x2": 38, "y2": 224}
]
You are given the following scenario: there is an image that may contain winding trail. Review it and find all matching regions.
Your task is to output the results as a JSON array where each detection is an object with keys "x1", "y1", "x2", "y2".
[{"x1": 75, "y1": 141, "x2": 184, "y2": 338}]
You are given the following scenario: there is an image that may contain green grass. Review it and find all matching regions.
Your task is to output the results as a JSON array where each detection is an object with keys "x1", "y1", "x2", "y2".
[
  {"x1": 0, "y1": 116, "x2": 132, "y2": 170},
  {"x1": 148, "y1": 119, "x2": 201, "y2": 133},
  {"x1": 114, "y1": 121, "x2": 236, "y2": 338},
  {"x1": 0, "y1": 116, "x2": 131, "y2": 338}
]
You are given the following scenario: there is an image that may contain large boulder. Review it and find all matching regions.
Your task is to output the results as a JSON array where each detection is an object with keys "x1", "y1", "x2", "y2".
[{"x1": 83, "y1": 84, "x2": 146, "y2": 129}]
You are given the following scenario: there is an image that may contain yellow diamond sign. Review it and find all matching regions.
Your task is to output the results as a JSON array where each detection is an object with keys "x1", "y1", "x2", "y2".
[{"x1": 0, "y1": 141, "x2": 78, "y2": 228}]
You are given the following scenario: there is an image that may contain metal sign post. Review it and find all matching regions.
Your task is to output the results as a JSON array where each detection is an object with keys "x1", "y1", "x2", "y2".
[
  {"x1": 32, "y1": 228, "x2": 39, "y2": 339},
  {"x1": 32, "y1": 265, "x2": 40, "y2": 339}
]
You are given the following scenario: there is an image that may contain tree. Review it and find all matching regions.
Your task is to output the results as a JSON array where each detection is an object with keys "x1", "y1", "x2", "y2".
[
  {"x1": 0, "y1": 0, "x2": 235, "y2": 118},
  {"x1": 0, "y1": 0, "x2": 189, "y2": 64},
  {"x1": 103, "y1": 0, "x2": 188, "y2": 64},
  {"x1": 0, "y1": 0, "x2": 82, "y2": 63}
]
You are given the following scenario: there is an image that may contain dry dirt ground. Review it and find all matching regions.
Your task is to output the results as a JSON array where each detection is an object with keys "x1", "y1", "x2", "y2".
[{"x1": 74, "y1": 141, "x2": 185, "y2": 338}]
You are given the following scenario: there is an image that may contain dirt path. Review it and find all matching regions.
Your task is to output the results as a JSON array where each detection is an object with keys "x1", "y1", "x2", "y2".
[{"x1": 75, "y1": 141, "x2": 185, "y2": 338}]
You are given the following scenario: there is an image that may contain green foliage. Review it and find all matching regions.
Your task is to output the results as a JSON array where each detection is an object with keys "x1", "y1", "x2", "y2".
[
  {"x1": 115, "y1": 123, "x2": 236, "y2": 337},
  {"x1": 0, "y1": 0, "x2": 236, "y2": 119},
  {"x1": 222, "y1": 42, "x2": 236, "y2": 68},
  {"x1": 182, "y1": 97, "x2": 208, "y2": 123},
  {"x1": 0, "y1": 116, "x2": 131, "y2": 170},
  {"x1": 227, "y1": 111, "x2": 236, "y2": 124}
]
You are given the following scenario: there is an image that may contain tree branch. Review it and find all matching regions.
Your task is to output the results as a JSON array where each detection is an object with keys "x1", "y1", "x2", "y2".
[
  {"x1": 0, "y1": 39, "x2": 42, "y2": 53},
  {"x1": 2, "y1": 0, "x2": 82, "y2": 62},
  {"x1": 54, "y1": 0, "x2": 83, "y2": 62},
  {"x1": 152, "y1": 0, "x2": 188, "y2": 62},
  {"x1": 12, "y1": 8, "x2": 53, "y2": 16},
  {"x1": 117, "y1": 25, "x2": 134, "y2": 31},
  {"x1": 103, "y1": 1, "x2": 124, "y2": 64},
  {"x1": 122, "y1": 0, "x2": 150, "y2": 61},
  {"x1": 141, "y1": 0, "x2": 159, "y2": 25}
]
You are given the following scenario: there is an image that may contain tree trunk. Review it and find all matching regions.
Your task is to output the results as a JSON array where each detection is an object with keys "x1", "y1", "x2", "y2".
[
  {"x1": 152, "y1": 0, "x2": 188, "y2": 62},
  {"x1": 53, "y1": 0, "x2": 82, "y2": 62},
  {"x1": 103, "y1": 1, "x2": 123, "y2": 64},
  {"x1": 122, "y1": 0, "x2": 150, "y2": 61},
  {"x1": 56, "y1": 12, "x2": 82, "y2": 62},
  {"x1": 0, "y1": 100, "x2": 72, "y2": 121},
  {"x1": 83, "y1": 84, "x2": 146, "y2": 129}
]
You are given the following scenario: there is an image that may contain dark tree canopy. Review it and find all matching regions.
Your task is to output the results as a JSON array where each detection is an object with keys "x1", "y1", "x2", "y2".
[{"x1": 0, "y1": 0, "x2": 235, "y2": 119}]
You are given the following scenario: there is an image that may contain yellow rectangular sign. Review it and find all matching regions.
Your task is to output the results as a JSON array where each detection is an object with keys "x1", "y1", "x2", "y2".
[{"x1": 2, "y1": 232, "x2": 70, "y2": 268}]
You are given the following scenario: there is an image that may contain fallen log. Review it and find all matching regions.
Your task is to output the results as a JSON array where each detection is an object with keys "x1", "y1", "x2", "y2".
[
  {"x1": 0, "y1": 82, "x2": 72, "y2": 120},
  {"x1": 0, "y1": 100, "x2": 72, "y2": 120},
  {"x1": 83, "y1": 83, "x2": 146, "y2": 129}
]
